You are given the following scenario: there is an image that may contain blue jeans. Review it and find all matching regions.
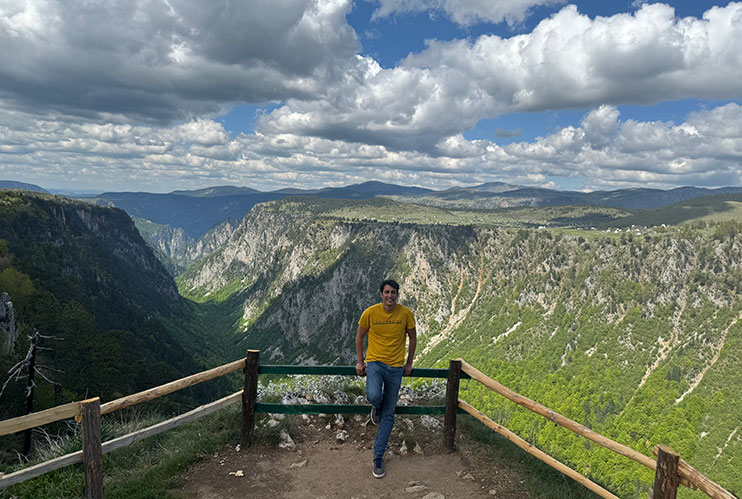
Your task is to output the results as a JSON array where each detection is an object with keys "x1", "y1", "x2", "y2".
[{"x1": 366, "y1": 361, "x2": 404, "y2": 459}]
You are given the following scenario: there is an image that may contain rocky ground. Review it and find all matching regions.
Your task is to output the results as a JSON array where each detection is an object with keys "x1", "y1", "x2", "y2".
[{"x1": 179, "y1": 412, "x2": 531, "y2": 499}]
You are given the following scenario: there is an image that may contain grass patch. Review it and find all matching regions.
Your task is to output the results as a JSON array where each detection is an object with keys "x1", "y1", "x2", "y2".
[{"x1": 2, "y1": 406, "x2": 242, "y2": 499}]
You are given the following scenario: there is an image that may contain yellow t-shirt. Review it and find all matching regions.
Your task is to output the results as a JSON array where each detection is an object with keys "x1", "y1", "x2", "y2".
[{"x1": 359, "y1": 303, "x2": 415, "y2": 367}]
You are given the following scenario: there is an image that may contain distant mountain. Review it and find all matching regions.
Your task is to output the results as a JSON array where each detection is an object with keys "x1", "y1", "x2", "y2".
[
  {"x1": 0, "y1": 180, "x2": 48, "y2": 193},
  {"x1": 393, "y1": 184, "x2": 742, "y2": 211},
  {"x1": 468, "y1": 181, "x2": 522, "y2": 193},
  {"x1": 315, "y1": 181, "x2": 432, "y2": 198},
  {"x1": 170, "y1": 185, "x2": 262, "y2": 197},
  {"x1": 90, "y1": 191, "x2": 285, "y2": 238},
  {"x1": 91, "y1": 181, "x2": 434, "y2": 241}
]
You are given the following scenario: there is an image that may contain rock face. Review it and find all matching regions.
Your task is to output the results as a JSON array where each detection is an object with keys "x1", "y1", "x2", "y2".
[
  {"x1": 139, "y1": 218, "x2": 239, "y2": 274},
  {"x1": 0, "y1": 292, "x2": 16, "y2": 354}
]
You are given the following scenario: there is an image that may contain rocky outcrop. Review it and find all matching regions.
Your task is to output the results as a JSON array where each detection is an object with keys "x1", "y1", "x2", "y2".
[{"x1": 0, "y1": 292, "x2": 16, "y2": 354}]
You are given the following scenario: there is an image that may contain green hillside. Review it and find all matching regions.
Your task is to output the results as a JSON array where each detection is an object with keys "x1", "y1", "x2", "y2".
[
  {"x1": 177, "y1": 197, "x2": 741, "y2": 497},
  {"x1": 609, "y1": 193, "x2": 742, "y2": 228},
  {"x1": 0, "y1": 192, "x2": 231, "y2": 449}
]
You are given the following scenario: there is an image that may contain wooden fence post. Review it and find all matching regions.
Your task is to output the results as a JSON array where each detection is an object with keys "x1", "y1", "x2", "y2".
[
  {"x1": 651, "y1": 445, "x2": 680, "y2": 499},
  {"x1": 241, "y1": 350, "x2": 260, "y2": 447},
  {"x1": 81, "y1": 398, "x2": 103, "y2": 499},
  {"x1": 444, "y1": 359, "x2": 462, "y2": 452}
]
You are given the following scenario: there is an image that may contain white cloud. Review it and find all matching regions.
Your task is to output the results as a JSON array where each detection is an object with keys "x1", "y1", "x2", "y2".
[
  {"x1": 254, "y1": 3, "x2": 742, "y2": 154},
  {"x1": 370, "y1": 0, "x2": 565, "y2": 27},
  {"x1": 0, "y1": 0, "x2": 358, "y2": 122},
  {"x1": 3, "y1": 100, "x2": 741, "y2": 192}
]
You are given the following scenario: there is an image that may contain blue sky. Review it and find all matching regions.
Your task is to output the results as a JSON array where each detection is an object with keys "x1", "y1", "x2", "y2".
[{"x1": 0, "y1": 0, "x2": 741, "y2": 193}]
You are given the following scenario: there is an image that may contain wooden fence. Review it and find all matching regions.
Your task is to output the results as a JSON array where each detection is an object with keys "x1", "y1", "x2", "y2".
[{"x1": 0, "y1": 350, "x2": 736, "y2": 499}]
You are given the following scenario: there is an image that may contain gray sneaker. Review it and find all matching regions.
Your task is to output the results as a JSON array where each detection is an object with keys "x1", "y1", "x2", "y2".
[
  {"x1": 370, "y1": 406, "x2": 381, "y2": 425},
  {"x1": 373, "y1": 457, "x2": 385, "y2": 478}
]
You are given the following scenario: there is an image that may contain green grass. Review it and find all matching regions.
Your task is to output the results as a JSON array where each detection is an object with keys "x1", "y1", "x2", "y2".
[
  {"x1": 1, "y1": 407, "x2": 242, "y2": 499},
  {"x1": 608, "y1": 193, "x2": 742, "y2": 228}
]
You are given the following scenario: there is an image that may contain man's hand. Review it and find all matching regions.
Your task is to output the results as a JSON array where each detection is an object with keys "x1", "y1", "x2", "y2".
[
  {"x1": 356, "y1": 361, "x2": 366, "y2": 377},
  {"x1": 403, "y1": 362, "x2": 413, "y2": 376}
]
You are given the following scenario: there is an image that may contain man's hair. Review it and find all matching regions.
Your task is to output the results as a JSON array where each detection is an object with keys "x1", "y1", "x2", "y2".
[{"x1": 379, "y1": 279, "x2": 400, "y2": 293}]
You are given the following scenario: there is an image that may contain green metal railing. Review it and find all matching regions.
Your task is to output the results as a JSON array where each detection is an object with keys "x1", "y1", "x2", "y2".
[{"x1": 256, "y1": 364, "x2": 470, "y2": 416}]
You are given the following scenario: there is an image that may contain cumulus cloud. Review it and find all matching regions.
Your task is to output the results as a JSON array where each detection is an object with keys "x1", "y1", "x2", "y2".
[
  {"x1": 0, "y1": 0, "x2": 358, "y2": 122},
  {"x1": 369, "y1": 0, "x2": 565, "y2": 27},
  {"x1": 3, "y1": 100, "x2": 741, "y2": 192},
  {"x1": 257, "y1": 3, "x2": 742, "y2": 152}
]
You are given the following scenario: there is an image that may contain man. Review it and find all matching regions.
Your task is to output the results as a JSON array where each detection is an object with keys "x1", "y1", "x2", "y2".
[{"x1": 356, "y1": 279, "x2": 417, "y2": 479}]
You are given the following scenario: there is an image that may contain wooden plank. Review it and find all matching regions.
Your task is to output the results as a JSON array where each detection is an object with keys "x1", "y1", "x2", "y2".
[
  {"x1": 259, "y1": 365, "x2": 470, "y2": 379},
  {"x1": 81, "y1": 398, "x2": 103, "y2": 499},
  {"x1": 652, "y1": 445, "x2": 737, "y2": 499},
  {"x1": 255, "y1": 403, "x2": 454, "y2": 415},
  {"x1": 652, "y1": 445, "x2": 679, "y2": 499},
  {"x1": 100, "y1": 390, "x2": 243, "y2": 455},
  {"x1": 444, "y1": 359, "x2": 462, "y2": 452},
  {"x1": 0, "y1": 392, "x2": 243, "y2": 491},
  {"x1": 100, "y1": 358, "x2": 245, "y2": 415},
  {"x1": 459, "y1": 399, "x2": 620, "y2": 499},
  {"x1": 459, "y1": 359, "x2": 657, "y2": 470},
  {"x1": 0, "y1": 451, "x2": 83, "y2": 490},
  {"x1": 0, "y1": 401, "x2": 82, "y2": 437},
  {"x1": 241, "y1": 350, "x2": 259, "y2": 447}
]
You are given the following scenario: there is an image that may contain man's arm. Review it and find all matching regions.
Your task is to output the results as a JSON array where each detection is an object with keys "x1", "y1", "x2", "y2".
[
  {"x1": 404, "y1": 327, "x2": 417, "y2": 376},
  {"x1": 356, "y1": 325, "x2": 369, "y2": 376}
]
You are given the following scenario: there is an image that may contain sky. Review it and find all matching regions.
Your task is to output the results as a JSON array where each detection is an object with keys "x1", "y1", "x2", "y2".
[{"x1": 0, "y1": 0, "x2": 741, "y2": 193}]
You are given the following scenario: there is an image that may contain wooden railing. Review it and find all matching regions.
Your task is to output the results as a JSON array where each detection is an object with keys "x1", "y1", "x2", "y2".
[
  {"x1": 458, "y1": 359, "x2": 737, "y2": 499},
  {"x1": 0, "y1": 351, "x2": 736, "y2": 499},
  {"x1": 0, "y1": 350, "x2": 467, "y2": 497}
]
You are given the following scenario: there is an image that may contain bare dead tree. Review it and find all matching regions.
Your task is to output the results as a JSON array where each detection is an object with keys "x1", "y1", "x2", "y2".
[{"x1": 0, "y1": 330, "x2": 63, "y2": 456}]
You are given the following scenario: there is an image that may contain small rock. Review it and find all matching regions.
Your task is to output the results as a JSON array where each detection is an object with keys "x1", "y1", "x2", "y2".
[
  {"x1": 406, "y1": 484, "x2": 427, "y2": 493},
  {"x1": 335, "y1": 414, "x2": 345, "y2": 428},
  {"x1": 403, "y1": 418, "x2": 414, "y2": 430},
  {"x1": 399, "y1": 440, "x2": 408, "y2": 455},
  {"x1": 354, "y1": 415, "x2": 363, "y2": 422},
  {"x1": 234, "y1": 444, "x2": 241, "y2": 452},
  {"x1": 336, "y1": 430, "x2": 349, "y2": 442},
  {"x1": 267, "y1": 419, "x2": 280, "y2": 428},
  {"x1": 413, "y1": 442, "x2": 423, "y2": 454},
  {"x1": 422, "y1": 493, "x2": 445, "y2": 499},
  {"x1": 289, "y1": 460, "x2": 308, "y2": 469},
  {"x1": 421, "y1": 415, "x2": 441, "y2": 431},
  {"x1": 489, "y1": 490, "x2": 497, "y2": 495},
  {"x1": 313, "y1": 392, "x2": 331, "y2": 404},
  {"x1": 301, "y1": 414, "x2": 310, "y2": 422},
  {"x1": 333, "y1": 390, "x2": 350, "y2": 404},
  {"x1": 228, "y1": 470, "x2": 244, "y2": 477},
  {"x1": 279, "y1": 429, "x2": 296, "y2": 450},
  {"x1": 354, "y1": 395, "x2": 366, "y2": 405},
  {"x1": 325, "y1": 423, "x2": 331, "y2": 430}
]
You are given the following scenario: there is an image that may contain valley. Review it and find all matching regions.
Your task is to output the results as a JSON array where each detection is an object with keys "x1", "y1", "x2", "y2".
[{"x1": 1, "y1": 184, "x2": 741, "y2": 497}]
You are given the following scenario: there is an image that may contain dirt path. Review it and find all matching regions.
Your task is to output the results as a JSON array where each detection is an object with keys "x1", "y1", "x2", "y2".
[{"x1": 180, "y1": 414, "x2": 530, "y2": 499}]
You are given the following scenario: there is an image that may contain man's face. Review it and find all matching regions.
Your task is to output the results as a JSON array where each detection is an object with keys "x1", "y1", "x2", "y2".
[{"x1": 381, "y1": 285, "x2": 398, "y2": 308}]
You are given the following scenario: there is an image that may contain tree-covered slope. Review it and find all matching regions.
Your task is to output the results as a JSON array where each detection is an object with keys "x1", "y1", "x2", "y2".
[
  {"x1": 0, "y1": 191, "x2": 224, "y2": 427},
  {"x1": 178, "y1": 197, "x2": 741, "y2": 497}
]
